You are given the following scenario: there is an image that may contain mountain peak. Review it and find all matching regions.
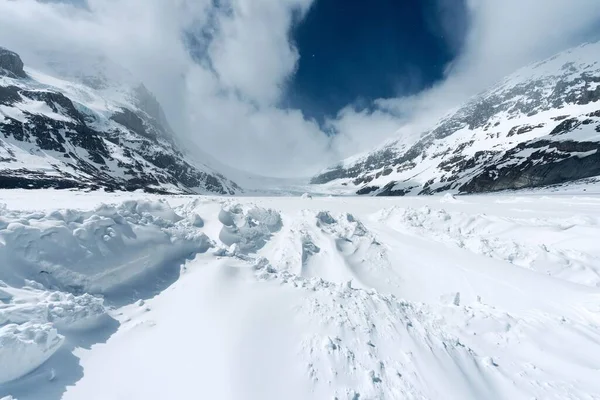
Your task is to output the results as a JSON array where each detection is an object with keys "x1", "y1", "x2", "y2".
[{"x1": 0, "y1": 47, "x2": 26, "y2": 79}]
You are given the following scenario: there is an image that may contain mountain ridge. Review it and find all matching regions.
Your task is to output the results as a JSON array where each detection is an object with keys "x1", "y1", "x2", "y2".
[
  {"x1": 0, "y1": 47, "x2": 241, "y2": 194},
  {"x1": 311, "y1": 41, "x2": 600, "y2": 195}
]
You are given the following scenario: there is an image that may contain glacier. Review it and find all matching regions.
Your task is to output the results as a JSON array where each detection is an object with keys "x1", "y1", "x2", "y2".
[{"x1": 0, "y1": 188, "x2": 599, "y2": 399}]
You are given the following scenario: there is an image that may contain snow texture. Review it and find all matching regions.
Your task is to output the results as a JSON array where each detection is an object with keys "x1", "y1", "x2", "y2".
[{"x1": 0, "y1": 189, "x2": 598, "y2": 400}]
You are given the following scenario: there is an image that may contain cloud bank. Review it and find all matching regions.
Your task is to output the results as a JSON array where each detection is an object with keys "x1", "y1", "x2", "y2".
[{"x1": 0, "y1": 0, "x2": 599, "y2": 177}]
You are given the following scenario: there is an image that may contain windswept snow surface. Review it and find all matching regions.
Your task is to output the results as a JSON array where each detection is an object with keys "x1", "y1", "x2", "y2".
[{"x1": 0, "y1": 189, "x2": 600, "y2": 399}]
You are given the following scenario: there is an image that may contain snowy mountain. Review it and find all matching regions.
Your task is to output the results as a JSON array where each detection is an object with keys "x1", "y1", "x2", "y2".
[
  {"x1": 0, "y1": 47, "x2": 240, "y2": 194},
  {"x1": 312, "y1": 42, "x2": 600, "y2": 195}
]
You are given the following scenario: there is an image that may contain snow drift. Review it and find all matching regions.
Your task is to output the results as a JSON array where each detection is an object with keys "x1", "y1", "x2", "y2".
[
  {"x1": 0, "y1": 199, "x2": 211, "y2": 296},
  {"x1": 0, "y1": 198, "x2": 213, "y2": 388}
]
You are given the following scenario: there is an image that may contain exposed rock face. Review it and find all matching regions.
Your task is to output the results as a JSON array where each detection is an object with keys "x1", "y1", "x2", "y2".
[
  {"x1": 0, "y1": 47, "x2": 240, "y2": 194},
  {"x1": 459, "y1": 140, "x2": 600, "y2": 193},
  {"x1": 312, "y1": 42, "x2": 600, "y2": 195},
  {"x1": 0, "y1": 48, "x2": 26, "y2": 78}
]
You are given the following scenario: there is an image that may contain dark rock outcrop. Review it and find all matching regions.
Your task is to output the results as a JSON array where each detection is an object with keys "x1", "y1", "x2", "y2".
[
  {"x1": 0, "y1": 47, "x2": 26, "y2": 78},
  {"x1": 460, "y1": 141, "x2": 600, "y2": 193}
]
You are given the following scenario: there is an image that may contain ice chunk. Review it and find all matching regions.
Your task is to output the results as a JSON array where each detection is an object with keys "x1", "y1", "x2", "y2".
[
  {"x1": 316, "y1": 211, "x2": 336, "y2": 225},
  {"x1": 188, "y1": 213, "x2": 204, "y2": 228},
  {"x1": 0, "y1": 288, "x2": 106, "y2": 330},
  {"x1": 440, "y1": 193, "x2": 460, "y2": 203},
  {"x1": 218, "y1": 205, "x2": 282, "y2": 253},
  {"x1": 0, "y1": 323, "x2": 64, "y2": 384}
]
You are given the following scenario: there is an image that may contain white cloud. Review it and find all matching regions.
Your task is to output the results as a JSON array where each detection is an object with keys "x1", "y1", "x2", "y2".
[
  {"x1": 453, "y1": 0, "x2": 600, "y2": 92},
  {"x1": 208, "y1": 0, "x2": 313, "y2": 105},
  {"x1": 404, "y1": 0, "x2": 600, "y2": 118},
  {"x1": 0, "y1": 0, "x2": 599, "y2": 178},
  {"x1": 325, "y1": 107, "x2": 406, "y2": 159},
  {"x1": 0, "y1": 0, "x2": 333, "y2": 177}
]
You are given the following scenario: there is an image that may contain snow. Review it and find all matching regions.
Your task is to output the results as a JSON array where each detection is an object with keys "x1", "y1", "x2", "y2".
[
  {"x1": 0, "y1": 199, "x2": 211, "y2": 296},
  {"x1": 0, "y1": 322, "x2": 63, "y2": 385},
  {"x1": 0, "y1": 286, "x2": 106, "y2": 330},
  {"x1": 500, "y1": 42, "x2": 600, "y2": 91},
  {"x1": 0, "y1": 189, "x2": 599, "y2": 399}
]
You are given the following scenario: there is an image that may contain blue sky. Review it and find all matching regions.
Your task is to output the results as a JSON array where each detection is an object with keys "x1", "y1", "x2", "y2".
[{"x1": 287, "y1": 0, "x2": 468, "y2": 122}]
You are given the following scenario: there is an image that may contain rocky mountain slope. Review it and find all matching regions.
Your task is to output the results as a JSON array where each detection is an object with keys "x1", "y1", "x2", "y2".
[
  {"x1": 0, "y1": 47, "x2": 240, "y2": 194},
  {"x1": 312, "y1": 42, "x2": 600, "y2": 195}
]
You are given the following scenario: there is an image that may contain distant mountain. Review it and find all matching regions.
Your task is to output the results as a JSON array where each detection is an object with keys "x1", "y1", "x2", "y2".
[
  {"x1": 0, "y1": 47, "x2": 240, "y2": 194},
  {"x1": 312, "y1": 42, "x2": 600, "y2": 195}
]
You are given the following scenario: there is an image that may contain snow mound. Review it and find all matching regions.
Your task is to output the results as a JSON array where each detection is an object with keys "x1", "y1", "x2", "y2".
[
  {"x1": 0, "y1": 198, "x2": 213, "y2": 389},
  {"x1": 264, "y1": 210, "x2": 393, "y2": 290},
  {"x1": 0, "y1": 322, "x2": 64, "y2": 385},
  {"x1": 312, "y1": 211, "x2": 391, "y2": 288},
  {"x1": 176, "y1": 198, "x2": 211, "y2": 228},
  {"x1": 317, "y1": 212, "x2": 368, "y2": 237},
  {"x1": 0, "y1": 199, "x2": 212, "y2": 295},
  {"x1": 440, "y1": 193, "x2": 462, "y2": 203},
  {"x1": 218, "y1": 204, "x2": 282, "y2": 253}
]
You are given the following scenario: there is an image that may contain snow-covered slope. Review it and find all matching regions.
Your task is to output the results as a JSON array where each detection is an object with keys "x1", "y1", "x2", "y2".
[
  {"x1": 0, "y1": 47, "x2": 240, "y2": 195},
  {"x1": 312, "y1": 42, "x2": 600, "y2": 195},
  {"x1": 1, "y1": 189, "x2": 600, "y2": 399}
]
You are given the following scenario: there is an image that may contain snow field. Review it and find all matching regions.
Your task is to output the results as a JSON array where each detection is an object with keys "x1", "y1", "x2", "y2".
[{"x1": 0, "y1": 190, "x2": 599, "y2": 399}]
